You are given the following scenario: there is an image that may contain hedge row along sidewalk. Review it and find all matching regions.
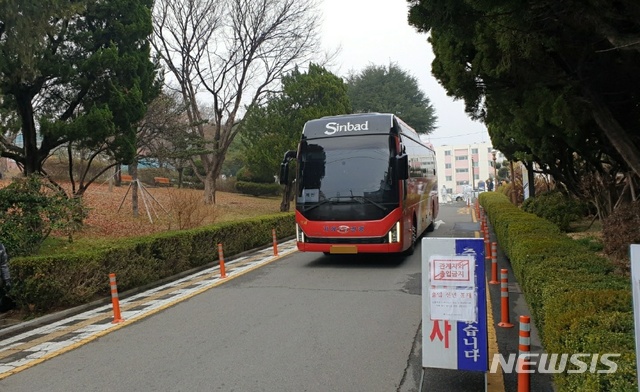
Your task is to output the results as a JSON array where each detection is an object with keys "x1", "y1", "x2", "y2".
[
  {"x1": 479, "y1": 192, "x2": 635, "y2": 392},
  {"x1": 8, "y1": 213, "x2": 295, "y2": 316}
]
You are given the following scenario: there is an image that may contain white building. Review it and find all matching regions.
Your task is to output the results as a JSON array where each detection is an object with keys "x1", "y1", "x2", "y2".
[{"x1": 433, "y1": 142, "x2": 505, "y2": 195}]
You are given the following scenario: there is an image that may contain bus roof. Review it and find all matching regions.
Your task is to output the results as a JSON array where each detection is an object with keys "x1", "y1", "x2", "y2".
[
  {"x1": 301, "y1": 113, "x2": 432, "y2": 150},
  {"x1": 302, "y1": 113, "x2": 394, "y2": 139}
]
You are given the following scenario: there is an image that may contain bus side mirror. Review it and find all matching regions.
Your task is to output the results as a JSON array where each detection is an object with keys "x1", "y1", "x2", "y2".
[
  {"x1": 279, "y1": 163, "x2": 289, "y2": 185},
  {"x1": 279, "y1": 150, "x2": 297, "y2": 185},
  {"x1": 394, "y1": 154, "x2": 409, "y2": 180}
]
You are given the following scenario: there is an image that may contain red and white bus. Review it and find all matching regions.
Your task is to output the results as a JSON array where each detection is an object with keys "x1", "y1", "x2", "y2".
[{"x1": 280, "y1": 113, "x2": 439, "y2": 255}]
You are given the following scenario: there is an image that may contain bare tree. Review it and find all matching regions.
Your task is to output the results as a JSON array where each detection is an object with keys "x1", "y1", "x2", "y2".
[
  {"x1": 152, "y1": 0, "x2": 320, "y2": 203},
  {"x1": 127, "y1": 92, "x2": 191, "y2": 217},
  {"x1": 141, "y1": 93, "x2": 201, "y2": 189}
]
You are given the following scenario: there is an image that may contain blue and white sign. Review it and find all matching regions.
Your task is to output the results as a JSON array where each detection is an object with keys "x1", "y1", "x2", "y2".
[
  {"x1": 630, "y1": 244, "x2": 640, "y2": 390},
  {"x1": 421, "y1": 237, "x2": 488, "y2": 371}
]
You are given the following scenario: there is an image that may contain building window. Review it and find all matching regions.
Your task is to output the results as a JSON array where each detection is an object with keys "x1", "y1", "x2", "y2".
[
  {"x1": 472, "y1": 148, "x2": 478, "y2": 154},
  {"x1": 444, "y1": 150, "x2": 451, "y2": 156},
  {"x1": 456, "y1": 168, "x2": 469, "y2": 173},
  {"x1": 445, "y1": 163, "x2": 452, "y2": 169},
  {"x1": 456, "y1": 180, "x2": 469, "y2": 186},
  {"x1": 446, "y1": 176, "x2": 452, "y2": 181},
  {"x1": 455, "y1": 155, "x2": 468, "y2": 161}
]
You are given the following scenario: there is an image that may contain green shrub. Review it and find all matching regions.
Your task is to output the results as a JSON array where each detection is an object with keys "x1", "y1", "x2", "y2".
[
  {"x1": 9, "y1": 213, "x2": 295, "y2": 314},
  {"x1": 507, "y1": 236, "x2": 578, "y2": 267},
  {"x1": 236, "y1": 166, "x2": 275, "y2": 183},
  {"x1": 543, "y1": 290, "x2": 635, "y2": 392},
  {"x1": 522, "y1": 265, "x2": 628, "y2": 330},
  {"x1": 0, "y1": 176, "x2": 88, "y2": 256},
  {"x1": 478, "y1": 191, "x2": 637, "y2": 391},
  {"x1": 521, "y1": 191, "x2": 584, "y2": 231},
  {"x1": 235, "y1": 181, "x2": 281, "y2": 197}
]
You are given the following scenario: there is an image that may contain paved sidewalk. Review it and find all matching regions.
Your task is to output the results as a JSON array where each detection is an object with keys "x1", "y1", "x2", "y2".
[{"x1": 0, "y1": 240, "x2": 297, "y2": 380}]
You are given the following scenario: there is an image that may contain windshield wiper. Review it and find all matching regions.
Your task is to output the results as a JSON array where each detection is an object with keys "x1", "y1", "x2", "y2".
[
  {"x1": 302, "y1": 197, "x2": 336, "y2": 212},
  {"x1": 350, "y1": 195, "x2": 387, "y2": 211},
  {"x1": 302, "y1": 194, "x2": 386, "y2": 213},
  {"x1": 301, "y1": 195, "x2": 357, "y2": 212}
]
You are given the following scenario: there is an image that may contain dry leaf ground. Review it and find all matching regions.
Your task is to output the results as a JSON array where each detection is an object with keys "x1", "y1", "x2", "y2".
[{"x1": 77, "y1": 183, "x2": 282, "y2": 239}]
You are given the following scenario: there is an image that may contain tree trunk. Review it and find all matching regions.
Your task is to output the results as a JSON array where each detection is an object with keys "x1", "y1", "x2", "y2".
[
  {"x1": 115, "y1": 164, "x2": 122, "y2": 187},
  {"x1": 16, "y1": 91, "x2": 41, "y2": 175},
  {"x1": 584, "y1": 87, "x2": 640, "y2": 180},
  {"x1": 204, "y1": 174, "x2": 216, "y2": 204},
  {"x1": 177, "y1": 167, "x2": 184, "y2": 189},
  {"x1": 280, "y1": 182, "x2": 293, "y2": 212},
  {"x1": 527, "y1": 161, "x2": 535, "y2": 199}
]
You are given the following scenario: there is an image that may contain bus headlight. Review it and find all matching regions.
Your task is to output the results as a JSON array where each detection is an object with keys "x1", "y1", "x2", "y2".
[
  {"x1": 388, "y1": 221, "x2": 401, "y2": 243},
  {"x1": 296, "y1": 224, "x2": 305, "y2": 242}
]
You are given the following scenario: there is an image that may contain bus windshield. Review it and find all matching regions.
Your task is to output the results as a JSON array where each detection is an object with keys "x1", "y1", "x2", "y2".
[{"x1": 296, "y1": 135, "x2": 399, "y2": 221}]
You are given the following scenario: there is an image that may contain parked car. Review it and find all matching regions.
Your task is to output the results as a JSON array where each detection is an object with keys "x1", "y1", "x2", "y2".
[{"x1": 454, "y1": 188, "x2": 484, "y2": 202}]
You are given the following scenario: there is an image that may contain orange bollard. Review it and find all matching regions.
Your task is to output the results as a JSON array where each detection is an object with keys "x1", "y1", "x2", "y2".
[
  {"x1": 489, "y1": 242, "x2": 499, "y2": 284},
  {"x1": 217, "y1": 243, "x2": 227, "y2": 278},
  {"x1": 518, "y1": 315, "x2": 531, "y2": 392},
  {"x1": 484, "y1": 227, "x2": 490, "y2": 262},
  {"x1": 498, "y1": 269, "x2": 514, "y2": 328},
  {"x1": 109, "y1": 273, "x2": 124, "y2": 323},
  {"x1": 272, "y1": 228, "x2": 279, "y2": 256},
  {"x1": 484, "y1": 236, "x2": 492, "y2": 276}
]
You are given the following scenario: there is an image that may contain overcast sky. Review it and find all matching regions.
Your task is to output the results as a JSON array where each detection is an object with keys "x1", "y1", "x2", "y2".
[{"x1": 318, "y1": 0, "x2": 490, "y2": 147}]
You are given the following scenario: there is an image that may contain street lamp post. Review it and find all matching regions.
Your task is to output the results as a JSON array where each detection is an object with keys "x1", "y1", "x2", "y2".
[
  {"x1": 471, "y1": 156, "x2": 475, "y2": 189},
  {"x1": 491, "y1": 150, "x2": 497, "y2": 191}
]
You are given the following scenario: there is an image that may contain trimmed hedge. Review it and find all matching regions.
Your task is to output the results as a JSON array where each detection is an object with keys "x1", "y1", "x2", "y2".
[
  {"x1": 521, "y1": 191, "x2": 584, "y2": 231},
  {"x1": 479, "y1": 192, "x2": 635, "y2": 391},
  {"x1": 9, "y1": 213, "x2": 295, "y2": 313},
  {"x1": 235, "y1": 181, "x2": 282, "y2": 197}
]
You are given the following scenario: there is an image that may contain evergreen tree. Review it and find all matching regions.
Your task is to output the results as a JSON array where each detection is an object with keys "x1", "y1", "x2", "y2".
[
  {"x1": 407, "y1": 0, "x2": 640, "y2": 193},
  {"x1": 241, "y1": 64, "x2": 351, "y2": 180},
  {"x1": 346, "y1": 63, "x2": 437, "y2": 134},
  {"x1": 0, "y1": 0, "x2": 160, "y2": 195},
  {"x1": 240, "y1": 63, "x2": 351, "y2": 210}
]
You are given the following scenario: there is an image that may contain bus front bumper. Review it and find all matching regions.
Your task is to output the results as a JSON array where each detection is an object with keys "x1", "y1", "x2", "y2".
[{"x1": 297, "y1": 241, "x2": 404, "y2": 254}]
